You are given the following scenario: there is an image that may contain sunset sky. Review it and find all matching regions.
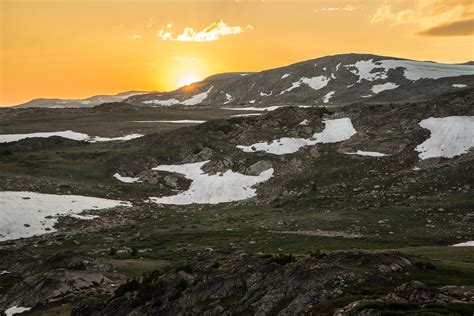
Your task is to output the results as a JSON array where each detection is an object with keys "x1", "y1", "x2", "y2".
[{"x1": 1, "y1": 0, "x2": 473, "y2": 105}]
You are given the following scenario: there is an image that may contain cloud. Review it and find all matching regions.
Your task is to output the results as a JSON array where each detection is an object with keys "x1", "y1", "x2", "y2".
[
  {"x1": 157, "y1": 20, "x2": 253, "y2": 42},
  {"x1": 370, "y1": 0, "x2": 474, "y2": 36},
  {"x1": 418, "y1": 18, "x2": 474, "y2": 36},
  {"x1": 129, "y1": 34, "x2": 143, "y2": 40},
  {"x1": 315, "y1": 5, "x2": 354, "y2": 12}
]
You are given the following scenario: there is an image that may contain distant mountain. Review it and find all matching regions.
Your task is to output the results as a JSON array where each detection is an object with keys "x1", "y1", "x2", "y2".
[
  {"x1": 15, "y1": 91, "x2": 148, "y2": 108},
  {"x1": 127, "y1": 53, "x2": 474, "y2": 107}
]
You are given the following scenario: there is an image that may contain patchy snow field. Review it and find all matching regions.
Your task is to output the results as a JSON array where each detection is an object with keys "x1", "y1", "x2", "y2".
[
  {"x1": 345, "y1": 150, "x2": 388, "y2": 157},
  {"x1": 346, "y1": 59, "x2": 474, "y2": 82},
  {"x1": 237, "y1": 118, "x2": 356, "y2": 155},
  {"x1": 416, "y1": 116, "x2": 474, "y2": 160},
  {"x1": 0, "y1": 130, "x2": 142, "y2": 144},
  {"x1": 0, "y1": 191, "x2": 130, "y2": 241},
  {"x1": 452, "y1": 84, "x2": 467, "y2": 88},
  {"x1": 149, "y1": 161, "x2": 273, "y2": 205}
]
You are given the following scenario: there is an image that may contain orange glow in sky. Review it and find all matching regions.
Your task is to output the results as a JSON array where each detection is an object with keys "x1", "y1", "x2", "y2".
[{"x1": 1, "y1": 0, "x2": 473, "y2": 105}]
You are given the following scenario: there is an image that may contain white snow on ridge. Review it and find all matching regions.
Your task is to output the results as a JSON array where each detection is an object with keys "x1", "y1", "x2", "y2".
[
  {"x1": 346, "y1": 59, "x2": 474, "y2": 82},
  {"x1": 113, "y1": 173, "x2": 141, "y2": 183},
  {"x1": 416, "y1": 116, "x2": 474, "y2": 160},
  {"x1": 143, "y1": 98, "x2": 180, "y2": 106},
  {"x1": 182, "y1": 86, "x2": 213, "y2": 105},
  {"x1": 371, "y1": 82, "x2": 399, "y2": 94},
  {"x1": 149, "y1": 161, "x2": 273, "y2": 205},
  {"x1": 452, "y1": 84, "x2": 467, "y2": 88},
  {"x1": 280, "y1": 76, "x2": 330, "y2": 94},
  {"x1": 5, "y1": 306, "x2": 31, "y2": 316},
  {"x1": 0, "y1": 130, "x2": 143, "y2": 144},
  {"x1": 323, "y1": 91, "x2": 335, "y2": 103},
  {"x1": 0, "y1": 191, "x2": 131, "y2": 241},
  {"x1": 281, "y1": 73, "x2": 290, "y2": 79},
  {"x1": 237, "y1": 118, "x2": 356, "y2": 155},
  {"x1": 452, "y1": 241, "x2": 474, "y2": 247},
  {"x1": 143, "y1": 86, "x2": 213, "y2": 106},
  {"x1": 260, "y1": 91, "x2": 273, "y2": 97},
  {"x1": 345, "y1": 150, "x2": 388, "y2": 157}
]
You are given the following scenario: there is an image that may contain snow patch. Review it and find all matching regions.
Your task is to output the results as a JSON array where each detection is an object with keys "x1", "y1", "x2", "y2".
[
  {"x1": 452, "y1": 241, "x2": 474, "y2": 247},
  {"x1": 345, "y1": 150, "x2": 388, "y2": 157},
  {"x1": 133, "y1": 120, "x2": 205, "y2": 124},
  {"x1": 281, "y1": 73, "x2": 290, "y2": 79},
  {"x1": 0, "y1": 131, "x2": 142, "y2": 144},
  {"x1": 182, "y1": 86, "x2": 213, "y2": 105},
  {"x1": 143, "y1": 98, "x2": 180, "y2": 106},
  {"x1": 260, "y1": 91, "x2": 273, "y2": 97},
  {"x1": 224, "y1": 93, "x2": 233, "y2": 104},
  {"x1": 416, "y1": 116, "x2": 474, "y2": 160},
  {"x1": 5, "y1": 306, "x2": 31, "y2": 316},
  {"x1": 231, "y1": 113, "x2": 263, "y2": 118},
  {"x1": 299, "y1": 119, "x2": 309, "y2": 125},
  {"x1": 0, "y1": 191, "x2": 131, "y2": 241},
  {"x1": 452, "y1": 84, "x2": 467, "y2": 88},
  {"x1": 237, "y1": 118, "x2": 356, "y2": 155},
  {"x1": 280, "y1": 76, "x2": 330, "y2": 94},
  {"x1": 323, "y1": 91, "x2": 335, "y2": 103},
  {"x1": 113, "y1": 173, "x2": 141, "y2": 183},
  {"x1": 149, "y1": 161, "x2": 273, "y2": 205},
  {"x1": 249, "y1": 100, "x2": 256, "y2": 104},
  {"x1": 371, "y1": 82, "x2": 399, "y2": 94}
]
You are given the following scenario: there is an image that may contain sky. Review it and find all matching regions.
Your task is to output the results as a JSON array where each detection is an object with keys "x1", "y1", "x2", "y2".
[{"x1": 1, "y1": 0, "x2": 474, "y2": 105}]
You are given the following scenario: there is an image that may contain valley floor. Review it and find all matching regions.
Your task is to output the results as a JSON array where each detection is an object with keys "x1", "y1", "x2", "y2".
[{"x1": 0, "y1": 93, "x2": 473, "y2": 315}]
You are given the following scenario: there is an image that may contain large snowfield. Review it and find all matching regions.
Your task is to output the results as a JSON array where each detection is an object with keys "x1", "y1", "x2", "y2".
[
  {"x1": 0, "y1": 130, "x2": 143, "y2": 144},
  {"x1": 237, "y1": 118, "x2": 356, "y2": 155},
  {"x1": 149, "y1": 161, "x2": 274, "y2": 205},
  {"x1": 416, "y1": 116, "x2": 474, "y2": 160},
  {"x1": 0, "y1": 191, "x2": 130, "y2": 241}
]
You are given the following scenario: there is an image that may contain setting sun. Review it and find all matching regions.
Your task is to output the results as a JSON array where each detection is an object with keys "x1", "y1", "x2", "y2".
[{"x1": 178, "y1": 75, "x2": 200, "y2": 88}]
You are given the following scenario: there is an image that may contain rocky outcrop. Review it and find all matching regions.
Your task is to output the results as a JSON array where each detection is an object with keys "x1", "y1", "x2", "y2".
[
  {"x1": 0, "y1": 251, "x2": 114, "y2": 312},
  {"x1": 71, "y1": 250, "x2": 418, "y2": 315}
]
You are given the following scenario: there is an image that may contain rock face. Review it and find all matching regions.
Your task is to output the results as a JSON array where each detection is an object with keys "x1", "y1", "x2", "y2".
[
  {"x1": 127, "y1": 53, "x2": 474, "y2": 107},
  {"x1": 71, "y1": 250, "x2": 419, "y2": 315},
  {"x1": 0, "y1": 251, "x2": 113, "y2": 312}
]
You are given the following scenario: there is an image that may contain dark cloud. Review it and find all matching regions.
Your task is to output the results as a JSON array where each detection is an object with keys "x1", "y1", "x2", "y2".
[{"x1": 418, "y1": 19, "x2": 474, "y2": 36}]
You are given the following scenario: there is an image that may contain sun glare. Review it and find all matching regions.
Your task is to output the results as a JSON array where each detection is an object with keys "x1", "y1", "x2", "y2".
[{"x1": 178, "y1": 75, "x2": 200, "y2": 87}]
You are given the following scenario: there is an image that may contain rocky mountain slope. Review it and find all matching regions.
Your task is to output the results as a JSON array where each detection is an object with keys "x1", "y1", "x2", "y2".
[{"x1": 127, "y1": 53, "x2": 474, "y2": 107}]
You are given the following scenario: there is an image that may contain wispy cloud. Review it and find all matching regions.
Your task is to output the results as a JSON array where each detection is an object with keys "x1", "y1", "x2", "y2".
[
  {"x1": 314, "y1": 5, "x2": 354, "y2": 12},
  {"x1": 157, "y1": 20, "x2": 253, "y2": 42},
  {"x1": 128, "y1": 34, "x2": 143, "y2": 40},
  {"x1": 418, "y1": 19, "x2": 474, "y2": 36},
  {"x1": 370, "y1": 0, "x2": 474, "y2": 36}
]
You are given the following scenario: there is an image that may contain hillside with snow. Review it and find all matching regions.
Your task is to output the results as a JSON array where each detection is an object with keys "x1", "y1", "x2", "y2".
[{"x1": 127, "y1": 53, "x2": 474, "y2": 107}]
